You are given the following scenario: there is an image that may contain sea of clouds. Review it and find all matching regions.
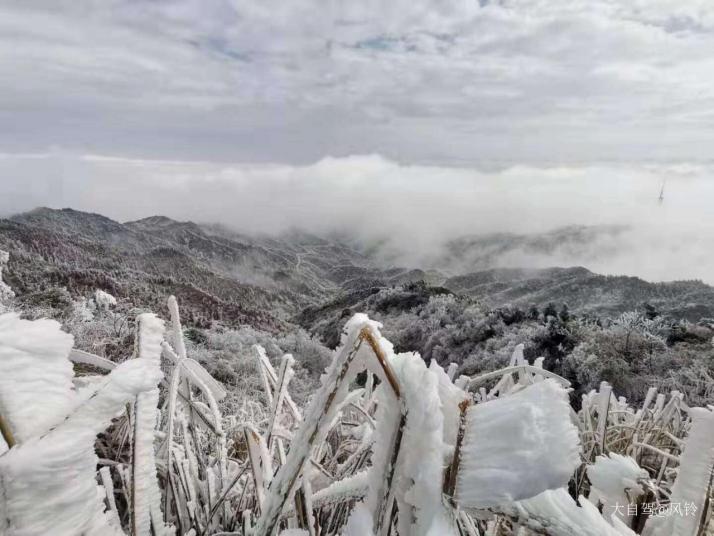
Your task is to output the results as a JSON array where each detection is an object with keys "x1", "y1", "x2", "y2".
[{"x1": 1, "y1": 152, "x2": 713, "y2": 283}]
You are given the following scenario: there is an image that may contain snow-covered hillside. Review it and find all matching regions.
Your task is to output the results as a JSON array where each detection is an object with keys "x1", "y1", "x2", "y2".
[
  {"x1": 2, "y1": 212, "x2": 714, "y2": 535},
  {"x1": 1, "y1": 276, "x2": 713, "y2": 535}
]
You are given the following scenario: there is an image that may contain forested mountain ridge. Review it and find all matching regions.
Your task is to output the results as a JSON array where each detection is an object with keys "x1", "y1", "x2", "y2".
[
  {"x1": 2, "y1": 207, "x2": 714, "y2": 335},
  {"x1": 1, "y1": 207, "x2": 389, "y2": 331},
  {"x1": 1, "y1": 206, "x2": 713, "y2": 408},
  {"x1": 444, "y1": 266, "x2": 714, "y2": 322}
]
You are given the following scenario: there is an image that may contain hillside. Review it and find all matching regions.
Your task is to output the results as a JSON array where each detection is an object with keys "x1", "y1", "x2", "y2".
[
  {"x1": 0, "y1": 208, "x2": 386, "y2": 331},
  {"x1": 2, "y1": 208, "x2": 714, "y2": 337},
  {"x1": 444, "y1": 266, "x2": 714, "y2": 322}
]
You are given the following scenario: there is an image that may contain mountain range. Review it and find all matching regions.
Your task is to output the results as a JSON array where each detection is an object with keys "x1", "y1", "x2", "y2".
[{"x1": 1, "y1": 207, "x2": 712, "y2": 338}]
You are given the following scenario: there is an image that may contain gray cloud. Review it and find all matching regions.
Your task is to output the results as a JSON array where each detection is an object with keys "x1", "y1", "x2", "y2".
[{"x1": 1, "y1": 1, "x2": 714, "y2": 163}]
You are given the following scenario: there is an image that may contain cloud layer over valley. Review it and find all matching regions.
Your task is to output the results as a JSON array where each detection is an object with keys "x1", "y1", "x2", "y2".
[
  {"x1": 2, "y1": 152, "x2": 712, "y2": 283},
  {"x1": 2, "y1": 1, "x2": 714, "y2": 283}
]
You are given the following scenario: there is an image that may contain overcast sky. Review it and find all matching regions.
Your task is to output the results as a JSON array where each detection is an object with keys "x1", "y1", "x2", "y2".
[
  {"x1": 2, "y1": 1, "x2": 714, "y2": 282},
  {"x1": 2, "y1": 0, "x2": 714, "y2": 163}
]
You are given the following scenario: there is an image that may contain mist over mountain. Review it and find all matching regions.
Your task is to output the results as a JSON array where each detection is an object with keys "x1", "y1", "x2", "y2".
[
  {"x1": 2, "y1": 207, "x2": 713, "y2": 335},
  {"x1": 3, "y1": 155, "x2": 714, "y2": 284}
]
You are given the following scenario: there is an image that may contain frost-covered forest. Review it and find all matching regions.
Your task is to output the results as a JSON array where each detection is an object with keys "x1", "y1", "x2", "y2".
[
  {"x1": 2, "y1": 225, "x2": 714, "y2": 536},
  {"x1": 5, "y1": 0, "x2": 714, "y2": 532}
]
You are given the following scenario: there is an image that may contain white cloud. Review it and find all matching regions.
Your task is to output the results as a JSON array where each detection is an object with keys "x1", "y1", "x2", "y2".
[
  {"x1": 1, "y1": 2, "x2": 713, "y2": 282},
  {"x1": 1, "y1": 152, "x2": 713, "y2": 283}
]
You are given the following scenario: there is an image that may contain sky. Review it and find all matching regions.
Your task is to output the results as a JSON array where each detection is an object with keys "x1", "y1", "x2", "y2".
[
  {"x1": 2, "y1": 0, "x2": 714, "y2": 163},
  {"x1": 1, "y1": 1, "x2": 714, "y2": 282}
]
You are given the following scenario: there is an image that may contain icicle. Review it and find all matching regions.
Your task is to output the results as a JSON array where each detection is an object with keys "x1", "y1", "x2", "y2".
[
  {"x1": 100, "y1": 466, "x2": 123, "y2": 528},
  {"x1": 254, "y1": 315, "x2": 389, "y2": 536},
  {"x1": 167, "y1": 295, "x2": 187, "y2": 359},
  {"x1": 131, "y1": 313, "x2": 172, "y2": 536},
  {"x1": 266, "y1": 354, "x2": 296, "y2": 449},
  {"x1": 644, "y1": 408, "x2": 714, "y2": 536},
  {"x1": 596, "y1": 381, "x2": 613, "y2": 453},
  {"x1": 395, "y1": 355, "x2": 457, "y2": 535}
]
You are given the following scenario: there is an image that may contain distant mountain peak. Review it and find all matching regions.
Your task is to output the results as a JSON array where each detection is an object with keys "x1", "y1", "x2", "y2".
[
  {"x1": 22, "y1": 206, "x2": 110, "y2": 219},
  {"x1": 125, "y1": 215, "x2": 179, "y2": 227},
  {"x1": 125, "y1": 215, "x2": 205, "y2": 234},
  {"x1": 10, "y1": 206, "x2": 127, "y2": 235}
]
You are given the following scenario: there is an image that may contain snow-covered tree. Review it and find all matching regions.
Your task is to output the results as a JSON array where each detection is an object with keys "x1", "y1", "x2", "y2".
[{"x1": 0, "y1": 250, "x2": 14, "y2": 312}]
